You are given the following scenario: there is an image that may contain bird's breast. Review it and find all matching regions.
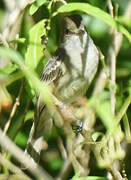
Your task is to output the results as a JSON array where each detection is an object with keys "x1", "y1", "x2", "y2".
[{"x1": 55, "y1": 31, "x2": 99, "y2": 103}]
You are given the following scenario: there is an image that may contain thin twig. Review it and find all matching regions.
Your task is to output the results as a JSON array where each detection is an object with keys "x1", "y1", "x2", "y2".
[
  {"x1": 93, "y1": 1, "x2": 131, "y2": 179},
  {"x1": 57, "y1": 135, "x2": 67, "y2": 160},
  {"x1": 93, "y1": 1, "x2": 131, "y2": 96},
  {"x1": 107, "y1": 0, "x2": 114, "y2": 17},
  {"x1": 107, "y1": 1, "x2": 123, "y2": 180},
  {"x1": 0, "y1": 153, "x2": 30, "y2": 180},
  {"x1": 3, "y1": 80, "x2": 26, "y2": 135},
  {"x1": 116, "y1": 95, "x2": 131, "y2": 126},
  {"x1": 56, "y1": 158, "x2": 72, "y2": 180},
  {"x1": 0, "y1": 128, "x2": 54, "y2": 180},
  {"x1": 107, "y1": 0, "x2": 117, "y2": 115},
  {"x1": 108, "y1": 36, "x2": 117, "y2": 115}
]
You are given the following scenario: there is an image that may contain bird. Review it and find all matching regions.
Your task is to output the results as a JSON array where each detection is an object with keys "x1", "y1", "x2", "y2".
[{"x1": 25, "y1": 14, "x2": 99, "y2": 165}]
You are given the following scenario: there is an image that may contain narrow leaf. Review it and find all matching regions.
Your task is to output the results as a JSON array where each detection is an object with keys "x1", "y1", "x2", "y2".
[
  {"x1": 25, "y1": 20, "x2": 46, "y2": 69},
  {"x1": 92, "y1": 132, "x2": 104, "y2": 142},
  {"x1": 56, "y1": 3, "x2": 131, "y2": 42},
  {"x1": 0, "y1": 46, "x2": 52, "y2": 105},
  {"x1": 10, "y1": 38, "x2": 26, "y2": 44},
  {"x1": 29, "y1": 0, "x2": 48, "y2": 15},
  {"x1": 88, "y1": 92, "x2": 115, "y2": 131}
]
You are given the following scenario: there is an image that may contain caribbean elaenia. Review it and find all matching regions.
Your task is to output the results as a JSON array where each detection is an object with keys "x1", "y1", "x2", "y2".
[{"x1": 25, "y1": 15, "x2": 99, "y2": 165}]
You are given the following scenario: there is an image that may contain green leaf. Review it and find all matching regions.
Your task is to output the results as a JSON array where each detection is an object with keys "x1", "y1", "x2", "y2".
[
  {"x1": 7, "y1": 71, "x2": 24, "y2": 86},
  {"x1": 15, "y1": 132, "x2": 27, "y2": 147},
  {"x1": 25, "y1": 20, "x2": 46, "y2": 69},
  {"x1": 29, "y1": 0, "x2": 49, "y2": 15},
  {"x1": 0, "y1": 64, "x2": 17, "y2": 75},
  {"x1": 88, "y1": 92, "x2": 115, "y2": 131},
  {"x1": 56, "y1": 3, "x2": 131, "y2": 42},
  {"x1": 10, "y1": 38, "x2": 26, "y2": 44},
  {"x1": 116, "y1": 95, "x2": 131, "y2": 127},
  {"x1": 97, "y1": 101, "x2": 115, "y2": 131},
  {"x1": 92, "y1": 132, "x2": 104, "y2": 142},
  {"x1": 0, "y1": 46, "x2": 52, "y2": 105},
  {"x1": 48, "y1": 157, "x2": 63, "y2": 170},
  {"x1": 117, "y1": 16, "x2": 131, "y2": 29},
  {"x1": 25, "y1": 110, "x2": 34, "y2": 122},
  {"x1": 72, "y1": 173, "x2": 109, "y2": 180},
  {"x1": 123, "y1": 113, "x2": 131, "y2": 142}
]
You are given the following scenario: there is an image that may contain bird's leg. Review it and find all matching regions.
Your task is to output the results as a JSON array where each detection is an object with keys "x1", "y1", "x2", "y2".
[{"x1": 52, "y1": 95, "x2": 83, "y2": 133}]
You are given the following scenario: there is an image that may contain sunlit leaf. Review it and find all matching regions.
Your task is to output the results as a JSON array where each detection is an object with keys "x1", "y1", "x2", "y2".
[
  {"x1": 0, "y1": 46, "x2": 52, "y2": 105},
  {"x1": 10, "y1": 38, "x2": 26, "y2": 44},
  {"x1": 88, "y1": 92, "x2": 115, "y2": 131},
  {"x1": 117, "y1": 16, "x2": 131, "y2": 29},
  {"x1": 0, "y1": 64, "x2": 17, "y2": 75},
  {"x1": 25, "y1": 110, "x2": 34, "y2": 122},
  {"x1": 92, "y1": 132, "x2": 104, "y2": 142},
  {"x1": 25, "y1": 20, "x2": 46, "y2": 69},
  {"x1": 72, "y1": 173, "x2": 108, "y2": 180},
  {"x1": 29, "y1": 0, "x2": 49, "y2": 15},
  {"x1": 56, "y1": 3, "x2": 131, "y2": 42},
  {"x1": 7, "y1": 71, "x2": 24, "y2": 86}
]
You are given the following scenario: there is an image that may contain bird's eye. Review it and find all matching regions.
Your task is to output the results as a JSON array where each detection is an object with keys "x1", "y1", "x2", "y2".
[
  {"x1": 66, "y1": 29, "x2": 70, "y2": 34},
  {"x1": 72, "y1": 120, "x2": 83, "y2": 134},
  {"x1": 79, "y1": 29, "x2": 85, "y2": 35}
]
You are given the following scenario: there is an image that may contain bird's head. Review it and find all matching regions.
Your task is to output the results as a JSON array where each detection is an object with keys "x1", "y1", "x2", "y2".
[{"x1": 63, "y1": 15, "x2": 85, "y2": 37}]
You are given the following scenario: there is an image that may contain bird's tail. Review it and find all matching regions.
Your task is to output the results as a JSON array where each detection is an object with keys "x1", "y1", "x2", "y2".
[
  {"x1": 24, "y1": 122, "x2": 44, "y2": 167},
  {"x1": 24, "y1": 107, "x2": 52, "y2": 167}
]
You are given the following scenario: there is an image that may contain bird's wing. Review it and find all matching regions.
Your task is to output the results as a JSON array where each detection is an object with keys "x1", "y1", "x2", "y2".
[
  {"x1": 26, "y1": 57, "x2": 62, "y2": 161},
  {"x1": 34, "y1": 55, "x2": 62, "y2": 126},
  {"x1": 40, "y1": 56, "x2": 62, "y2": 84}
]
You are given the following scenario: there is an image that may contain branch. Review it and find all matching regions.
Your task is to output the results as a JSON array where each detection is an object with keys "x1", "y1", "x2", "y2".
[
  {"x1": 3, "y1": 81, "x2": 26, "y2": 135},
  {"x1": 0, "y1": 153, "x2": 30, "y2": 180},
  {"x1": 108, "y1": 165, "x2": 123, "y2": 180},
  {"x1": 0, "y1": 128, "x2": 54, "y2": 180},
  {"x1": 93, "y1": 0, "x2": 131, "y2": 96}
]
